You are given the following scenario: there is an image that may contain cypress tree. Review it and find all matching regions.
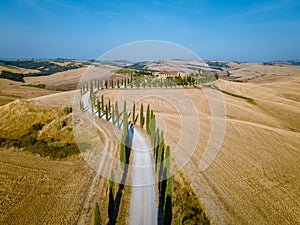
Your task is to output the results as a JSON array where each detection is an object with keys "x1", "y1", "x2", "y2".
[
  {"x1": 111, "y1": 79, "x2": 114, "y2": 88},
  {"x1": 123, "y1": 100, "x2": 126, "y2": 115},
  {"x1": 154, "y1": 127, "x2": 160, "y2": 160},
  {"x1": 108, "y1": 187, "x2": 115, "y2": 222},
  {"x1": 112, "y1": 105, "x2": 115, "y2": 125},
  {"x1": 164, "y1": 195, "x2": 172, "y2": 225},
  {"x1": 115, "y1": 101, "x2": 119, "y2": 127},
  {"x1": 166, "y1": 147, "x2": 173, "y2": 199},
  {"x1": 132, "y1": 102, "x2": 136, "y2": 125},
  {"x1": 143, "y1": 78, "x2": 146, "y2": 88},
  {"x1": 94, "y1": 202, "x2": 102, "y2": 225},
  {"x1": 91, "y1": 96, "x2": 94, "y2": 115},
  {"x1": 105, "y1": 105, "x2": 109, "y2": 121},
  {"x1": 97, "y1": 100, "x2": 101, "y2": 118},
  {"x1": 120, "y1": 134, "x2": 126, "y2": 170},
  {"x1": 156, "y1": 130, "x2": 164, "y2": 173},
  {"x1": 146, "y1": 104, "x2": 150, "y2": 134},
  {"x1": 108, "y1": 99, "x2": 111, "y2": 115},
  {"x1": 140, "y1": 103, "x2": 144, "y2": 129},
  {"x1": 101, "y1": 95, "x2": 104, "y2": 112},
  {"x1": 123, "y1": 111, "x2": 128, "y2": 136},
  {"x1": 90, "y1": 80, "x2": 93, "y2": 95}
]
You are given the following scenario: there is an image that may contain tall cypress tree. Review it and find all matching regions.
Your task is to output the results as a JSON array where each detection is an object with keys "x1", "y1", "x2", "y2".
[
  {"x1": 146, "y1": 104, "x2": 150, "y2": 134},
  {"x1": 166, "y1": 147, "x2": 173, "y2": 198},
  {"x1": 110, "y1": 80, "x2": 114, "y2": 88},
  {"x1": 123, "y1": 100, "x2": 126, "y2": 115},
  {"x1": 108, "y1": 186, "x2": 115, "y2": 222},
  {"x1": 108, "y1": 99, "x2": 111, "y2": 115},
  {"x1": 115, "y1": 101, "x2": 119, "y2": 127},
  {"x1": 101, "y1": 95, "x2": 104, "y2": 112},
  {"x1": 97, "y1": 100, "x2": 101, "y2": 118},
  {"x1": 120, "y1": 134, "x2": 126, "y2": 170},
  {"x1": 140, "y1": 103, "x2": 144, "y2": 129},
  {"x1": 112, "y1": 105, "x2": 115, "y2": 125},
  {"x1": 94, "y1": 202, "x2": 102, "y2": 225},
  {"x1": 132, "y1": 102, "x2": 136, "y2": 124},
  {"x1": 164, "y1": 195, "x2": 172, "y2": 225},
  {"x1": 91, "y1": 95, "x2": 94, "y2": 115},
  {"x1": 123, "y1": 110, "x2": 128, "y2": 136},
  {"x1": 105, "y1": 105, "x2": 109, "y2": 121}
]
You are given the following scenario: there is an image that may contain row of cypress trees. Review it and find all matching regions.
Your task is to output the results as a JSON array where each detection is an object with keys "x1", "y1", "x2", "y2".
[
  {"x1": 141, "y1": 103, "x2": 173, "y2": 225},
  {"x1": 81, "y1": 79, "x2": 185, "y2": 224},
  {"x1": 80, "y1": 73, "x2": 216, "y2": 97}
]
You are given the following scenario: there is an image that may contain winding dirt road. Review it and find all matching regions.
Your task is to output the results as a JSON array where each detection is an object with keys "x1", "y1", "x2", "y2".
[{"x1": 81, "y1": 83, "x2": 157, "y2": 225}]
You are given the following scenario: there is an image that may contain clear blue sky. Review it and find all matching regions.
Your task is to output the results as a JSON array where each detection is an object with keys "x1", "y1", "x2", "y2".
[{"x1": 0, "y1": 0, "x2": 299, "y2": 61}]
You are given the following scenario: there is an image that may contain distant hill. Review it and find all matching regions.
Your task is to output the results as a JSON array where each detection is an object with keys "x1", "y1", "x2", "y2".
[{"x1": 101, "y1": 59, "x2": 212, "y2": 73}]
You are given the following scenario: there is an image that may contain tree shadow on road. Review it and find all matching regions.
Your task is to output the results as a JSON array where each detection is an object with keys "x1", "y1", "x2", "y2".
[{"x1": 108, "y1": 125, "x2": 134, "y2": 225}]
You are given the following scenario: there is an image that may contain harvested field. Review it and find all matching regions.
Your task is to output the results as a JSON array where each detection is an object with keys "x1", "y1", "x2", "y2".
[
  {"x1": 24, "y1": 65, "x2": 119, "y2": 91},
  {"x1": 0, "y1": 147, "x2": 93, "y2": 225},
  {"x1": 94, "y1": 74, "x2": 300, "y2": 224},
  {"x1": 0, "y1": 97, "x2": 121, "y2": 225},
  {"x1": 0, "y1": 79, "x2": 58, "y2": 106}
]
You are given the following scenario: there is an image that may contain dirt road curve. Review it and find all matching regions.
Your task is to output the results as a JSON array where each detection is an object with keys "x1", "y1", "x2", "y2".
[{"x1": 81, "y1": 81, "x2": 157, "y2": 225}]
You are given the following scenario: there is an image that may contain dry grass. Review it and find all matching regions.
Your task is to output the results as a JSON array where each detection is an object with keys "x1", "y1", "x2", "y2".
[
  {"x1": 0, "y1": 79, "x2": 58, "y2": 106},
  {"x1": 173, "y1": 169, "x2": 210, "y2": 224},
  {"x1": 0, "y1": 147, "x2": 94, "y2": 224},
  {"x1": 227, "y1": 63, "x2": 300, "y2": 81},
  {"x1": 182, "y1": 77, "x2": 300, "y2": 224},
  {"x1": 0, "y1": 100, "x2": 72, "y2": 142},
  {"x1": 0, "y1": 97, "x2": 123, "y2": 224},
  {"x1": 95, "y1": 74, "x2": 300, "y2": 224},
  {"x1": 24, "y1": 65, "x2": 118, "y2": 91},
  {"x1": 0, "y1": 64, "x2": 39, "y2": 74}
]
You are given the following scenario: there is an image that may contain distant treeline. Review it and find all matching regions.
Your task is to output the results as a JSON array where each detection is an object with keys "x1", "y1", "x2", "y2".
[
  {"x1": 205, "y1": 61, "x2": 230, "y2": 71},
  {"x1": 0, "y1": 71, "x2": 25, "y2": 82},
  {"x1": 0, "y1": 60, "x2": 84, "y2": 82}
]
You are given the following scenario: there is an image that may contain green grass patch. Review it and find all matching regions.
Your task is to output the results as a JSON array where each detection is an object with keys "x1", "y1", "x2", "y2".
[
  {"x1": 114, "y1": 68, "x2": 135, "y2": 74},
  {"x1": 0, "y1": 101, "x2": 79, "y2": 159},
  {"x1": 211, "y1": 85, "x2": 256, "y2": 104},
  {"x1": 173, "y1": 170, "x2": 210, "y2": 224},
  {"x1": 0, "y1": 62, "x2": 15, "y2": 69},
  {"x1": 0, "y1": 123, "x2": 79, "y2": 159},
  {"x1": 21, "y1": 83, "x2": 46, "y2": 88}
]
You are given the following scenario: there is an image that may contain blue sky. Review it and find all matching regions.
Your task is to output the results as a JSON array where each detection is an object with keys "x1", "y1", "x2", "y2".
[{"x1": 0, "y1": 0, "x2": 299, "y2": 61}]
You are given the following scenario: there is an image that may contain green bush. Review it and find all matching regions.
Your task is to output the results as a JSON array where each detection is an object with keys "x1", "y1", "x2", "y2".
[{"x1": 63, "y1": 106, "x2": 72, "y2": 115}]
